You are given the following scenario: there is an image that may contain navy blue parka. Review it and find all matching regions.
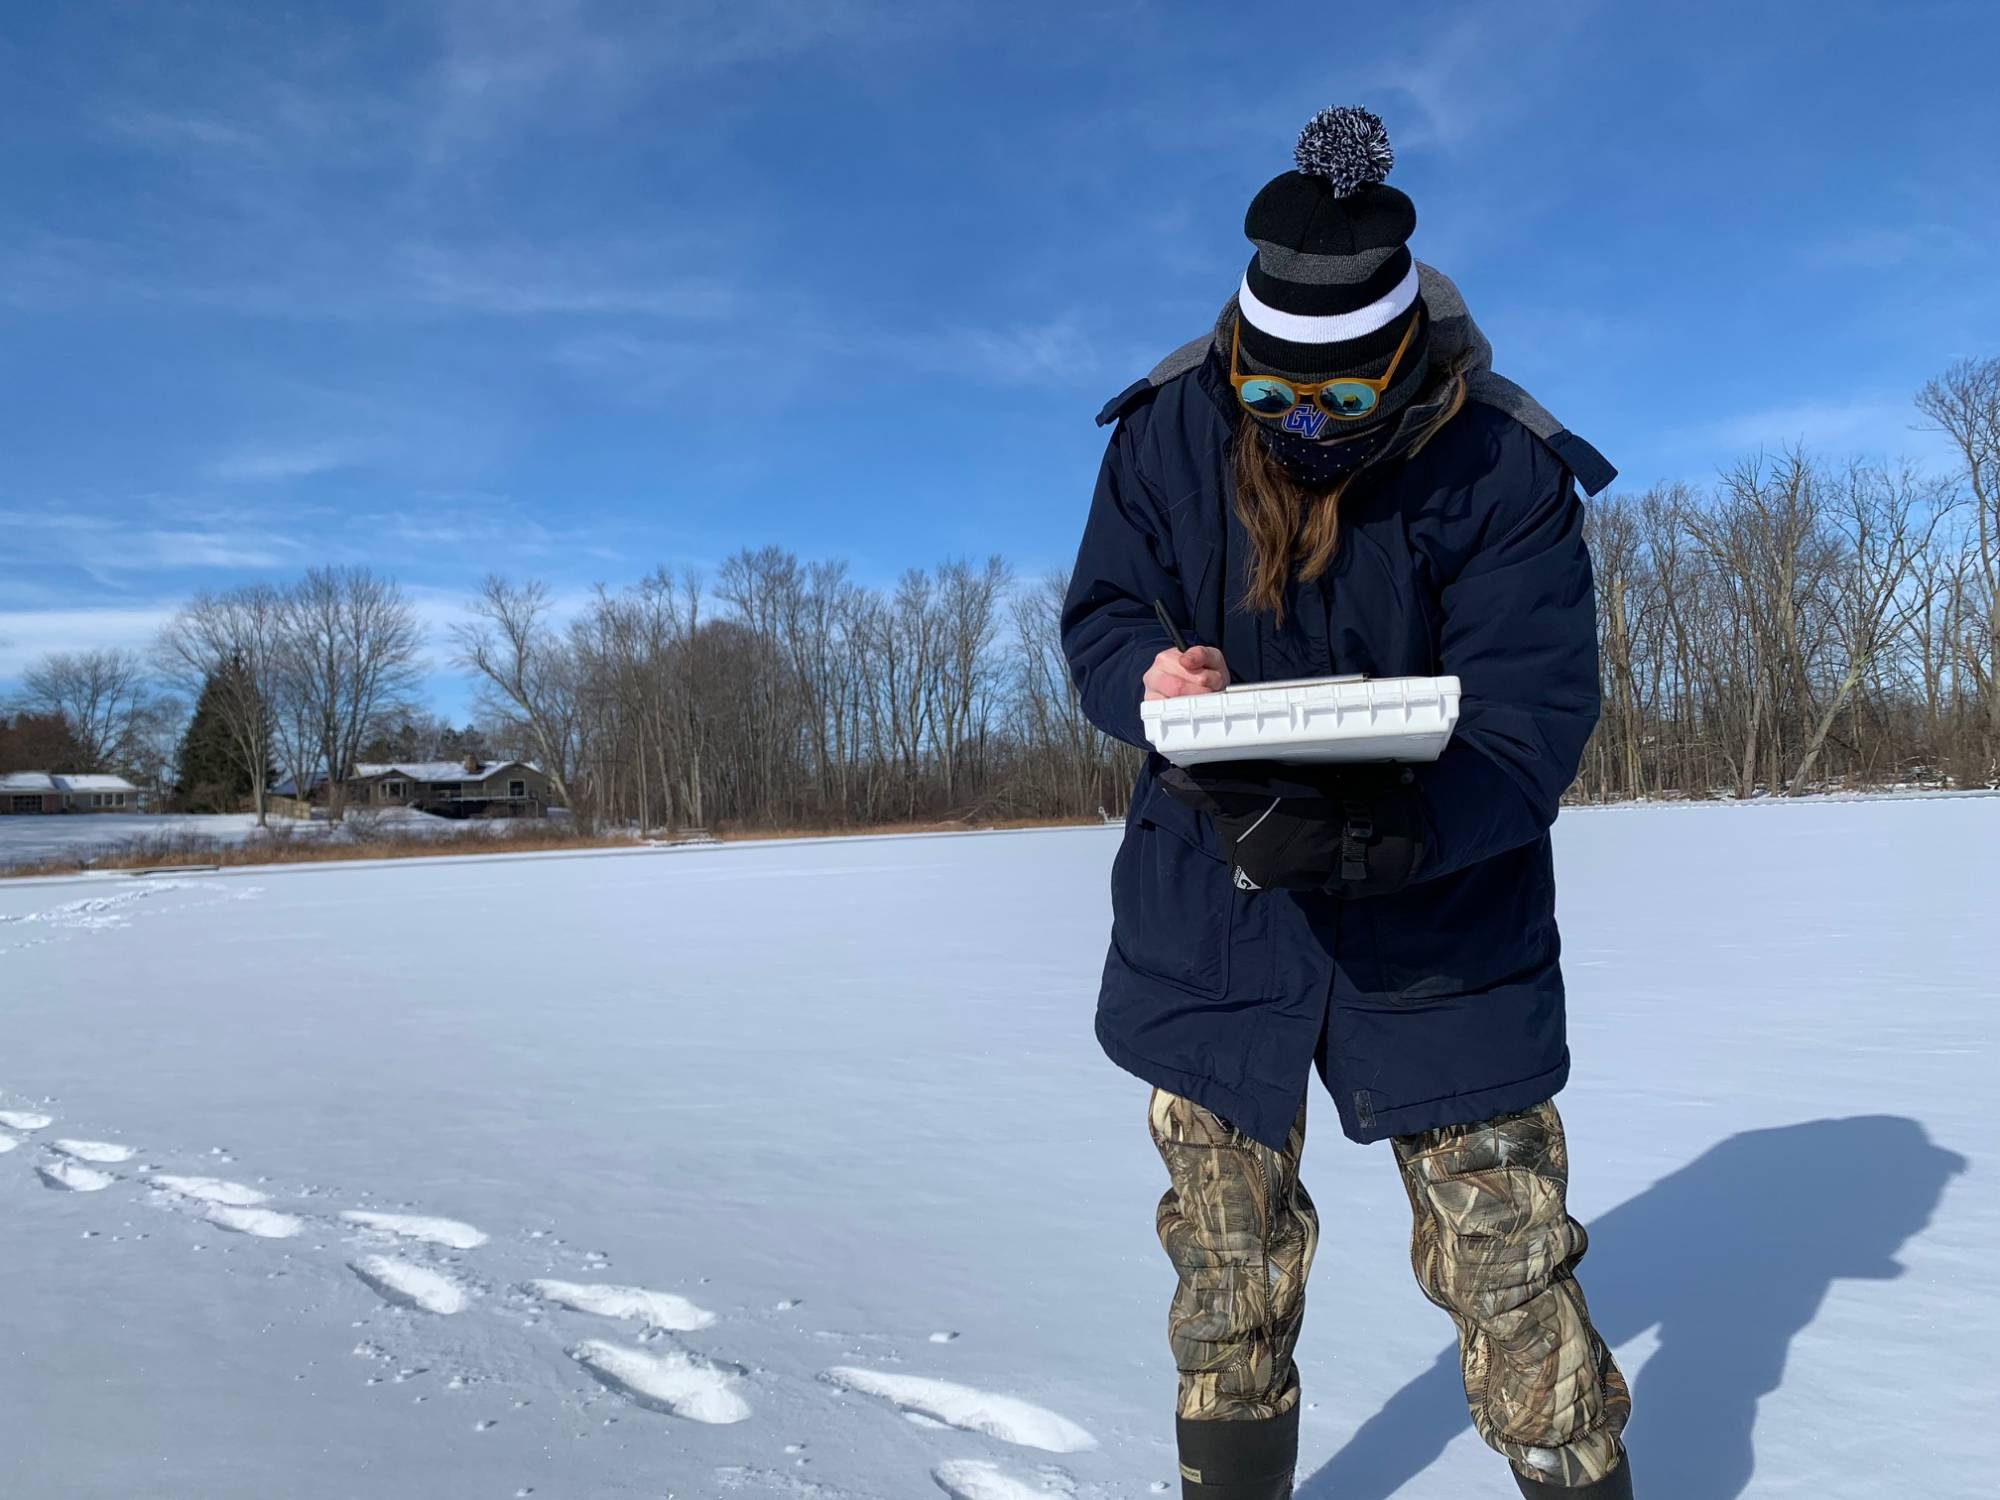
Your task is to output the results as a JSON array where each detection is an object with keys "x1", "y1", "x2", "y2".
[{"x1": 1061, "y1": 329, "x2": 1604, "y2": 1151}]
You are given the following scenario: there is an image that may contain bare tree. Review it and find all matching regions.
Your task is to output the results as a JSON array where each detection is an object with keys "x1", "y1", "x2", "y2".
[
  {"x1": 277, "y1": 567, "x2": 421, "y2": 820},
  {"x1": 158, "y1": 585, "x2": 285, "y2": 824},
  {"x1": 935, "y1": 556, "x2": 1012, "y2": 804},
  {"x1": 1006, "y1": 569, "x2": 1137, "y2": 817},
  {"x1": 18, "y1": 648, "x2": 155, "y2": 772},
  {"x1": 1917, "y1": 356, "x2": 2000, "y2": 775},
  {"x1": 453, "y1": 576, "x2": 589, "y2": 829},
  {"x1": 1788, "y1": 461, "x2": 1956, "y2": 790}
]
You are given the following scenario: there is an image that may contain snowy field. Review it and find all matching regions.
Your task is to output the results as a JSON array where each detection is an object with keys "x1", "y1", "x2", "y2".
[
  {"x1": 0, "y1": 811, "x2": 275, "y2": 868},
  {"x1": 0, "y1": 809, "x2": 522, "y2": 871},
  {"x1": 1, "y1": 802, "x2": 1993, "y2": 1499}
]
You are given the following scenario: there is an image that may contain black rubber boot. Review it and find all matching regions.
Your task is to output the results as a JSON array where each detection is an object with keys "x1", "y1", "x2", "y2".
[
  {"x1": 1175, "y1": 1403, "x2": 1299, "y2": 1500},
  {"x1": 1513, "y1": 1454, "x2": 1634, "y2": 1499}
]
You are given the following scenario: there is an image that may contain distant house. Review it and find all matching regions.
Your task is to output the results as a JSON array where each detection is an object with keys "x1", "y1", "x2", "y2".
[
  {"x1": 271, "y1": 756, "x2": 555, "y2": 819},
  {"x1": 0, "y1": 772, "x2": 145, "y2": 815}
]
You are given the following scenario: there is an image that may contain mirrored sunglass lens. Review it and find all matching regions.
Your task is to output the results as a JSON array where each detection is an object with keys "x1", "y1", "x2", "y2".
[
  {"x1": 1319, "y1": 382, "x2": 1378, "y2": 416},
  {"x1": 1238, "y1": 379, "x2": 1296, "y2": 416}
]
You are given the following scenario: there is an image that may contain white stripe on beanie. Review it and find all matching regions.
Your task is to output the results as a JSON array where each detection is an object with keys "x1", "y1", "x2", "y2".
[{"x1": 1236, "y1": 259, "x2": 1420, "y2": 346}]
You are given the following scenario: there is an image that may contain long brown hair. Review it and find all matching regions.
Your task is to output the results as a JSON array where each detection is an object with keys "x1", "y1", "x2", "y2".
[{"x1": 1231, "y1": 368, "x2": 1469, "y2": 622}]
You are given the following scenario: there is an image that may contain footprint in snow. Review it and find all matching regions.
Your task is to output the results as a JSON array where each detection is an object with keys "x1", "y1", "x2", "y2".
[
  {"x1": 932, "y1": 1460, "x2": 1079, "y2": 1500},
  {"x1": 341, "y1": 1211, "x2": 488, "y2": 1250},
  {"x1": 351, "y1": 1255, "x2": 470, "y2": 1315},
  {"x1": 821, "y1": 1368, "x2": 1095, "y2": 1453},
  {"x1": 527, "y1": 1279, "x2": 715, "y2": 1332},
  {"x1": 0, "y1": 1110, "x2": 53, "y2": 1131},
  {"x1": 38, "y1": 1159, "x2": 116, "y2": 1192},
  {"x1": 568, "y1": 1340, "x2": 750, "y2": 1424},
  {"x1": 51, "y1": 1139, "x2": 135, "y2": 1164},
  {"x1": 151, "y1": 1175, "x2": 270, "y2": 1207},
  {"x1": 0, "y1": 880, "x2": 213, "y2": 936},
  {"x1": 714, "y1": 1466, "x2": 876, "y2": 1498},
  {"x1": 206, "y1": 1204, "x2": 304, "y2": 1239}
]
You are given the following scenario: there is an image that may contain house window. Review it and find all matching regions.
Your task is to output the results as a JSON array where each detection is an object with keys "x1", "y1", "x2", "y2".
[
  {"x1": 385, "y1": 780, "x2": 405, "y2": 798},
  {"x1": 13, "y1": 795, "x2": 41, "y2": 813},
  {"x1": 509, "y1": 779, "x2": 526, "y2": 799}
]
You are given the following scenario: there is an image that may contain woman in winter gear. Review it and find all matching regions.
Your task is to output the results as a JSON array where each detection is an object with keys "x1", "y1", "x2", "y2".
[{"x1": 1061, "y1": 108, "x2": 1633, "y2": 1499}]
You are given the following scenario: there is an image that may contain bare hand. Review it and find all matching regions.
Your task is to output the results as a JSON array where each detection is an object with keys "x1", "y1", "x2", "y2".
[{"x1": 1144, "y1": 645, "x2": 1230, "y2": 701}]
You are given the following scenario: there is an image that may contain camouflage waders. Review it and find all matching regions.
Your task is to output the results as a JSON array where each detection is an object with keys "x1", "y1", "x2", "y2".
[{"x1": 1151, "y1": 1090, "x2": 1629, "y2": 1494}]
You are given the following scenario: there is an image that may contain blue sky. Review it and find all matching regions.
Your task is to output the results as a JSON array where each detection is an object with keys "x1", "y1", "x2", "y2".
[{"x1": 3, "y1": 0, "x2": 1996, "y2": 713}]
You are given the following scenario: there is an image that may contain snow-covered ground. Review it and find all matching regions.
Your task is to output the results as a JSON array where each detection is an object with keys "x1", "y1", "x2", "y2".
[
  {"x1": 0, "y1": 808, "x2": 533, "y2": 871},
  {"x1": 1, "y1": 802, "x2": 1992, "y2": 1499},
  {"x1": 0, "y1": 811, "x2": 272, "y2": 868}
]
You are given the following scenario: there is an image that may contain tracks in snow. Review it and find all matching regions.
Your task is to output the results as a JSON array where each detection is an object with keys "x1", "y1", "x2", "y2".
[
  {"x1": 2, "y1": 1086, "x2": 1102, "y2": 1495},
  {"x1": 0, "y1": 879, "x2": 256, "y2": 953}
]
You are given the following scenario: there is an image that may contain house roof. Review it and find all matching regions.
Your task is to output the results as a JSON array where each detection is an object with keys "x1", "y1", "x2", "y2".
[
  {"x1": 56, "y1": 774, "x2": 141, "y2": 792},
  {"x1": 0, "y1": 771, "x2": 138, "y2": 793},
  {"x1": 352, "y1": 760, "x2": 537, "y2": 782},
  {"x1": 272, "y1": 761, "x2": 540, "y2": 797}
]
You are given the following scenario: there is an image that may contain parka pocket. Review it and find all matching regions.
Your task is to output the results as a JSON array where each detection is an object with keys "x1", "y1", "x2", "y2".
[
  {"x1": 1341, "y1": 841, "x2": 1558, "y2": 1003},
  {"x1": 1110, "y1": 780, "x2": 1234, "y2": 999}
]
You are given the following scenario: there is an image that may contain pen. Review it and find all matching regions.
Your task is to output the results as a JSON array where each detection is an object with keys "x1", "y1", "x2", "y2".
[{"x1": 1152, "y1": 598, "x2": 1189, "y2": 654}]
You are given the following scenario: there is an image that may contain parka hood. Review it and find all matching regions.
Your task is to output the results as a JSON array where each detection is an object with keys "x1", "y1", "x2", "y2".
[{"x1": 1099, "y1": 263, "x2": 1617, "y2": 496}]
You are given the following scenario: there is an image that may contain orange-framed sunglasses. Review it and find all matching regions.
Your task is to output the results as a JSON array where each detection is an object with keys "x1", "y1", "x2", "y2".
[{"x1": 1228, "y1": 309, "x2": 1421, "y2": 423}]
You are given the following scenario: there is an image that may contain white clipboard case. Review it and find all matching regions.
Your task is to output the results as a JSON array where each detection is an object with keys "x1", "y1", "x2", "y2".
[{"x1": 1141, "y1": 674, "x2": 1462, "y2": 767}]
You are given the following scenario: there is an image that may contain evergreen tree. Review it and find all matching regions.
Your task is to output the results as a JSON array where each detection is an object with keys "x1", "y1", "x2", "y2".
[{"x1": 173, "y1": 660, "x2": 264, "y2": 812}]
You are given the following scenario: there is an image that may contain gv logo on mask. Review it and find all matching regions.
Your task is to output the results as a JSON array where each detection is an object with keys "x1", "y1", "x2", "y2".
[{"x1": 1281, "y1": 405, "x2": 1328, "y2": 439}]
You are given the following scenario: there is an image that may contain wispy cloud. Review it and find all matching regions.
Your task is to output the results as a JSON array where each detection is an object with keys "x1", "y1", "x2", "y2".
[
  {"x1": 1802, "y1": 223, "x2": 1982, "y2": 271},
  {"x1": 358, "y1": 496, "x2": 623, "y2": 563},
  {"x1": 555, "y1": 307, "x2": 1102, "y2": 402},
  {"x1": 195, "y1": 376, "x2": 507, "y2": 493},
  {"x1": 0, "y1": 506, "x2": 301, "y2": 577},
  {"x1": 423, "y1": 0, "x2": 937, "y2": 152},
  {"x1": 400, "y1": 239, "x2": 743, "y2": 319},
  {"x1": 1361, "y1": 2, "x2": 1599, "y2": 151},
  {"x1": 551, "y1": 330, "x2": 715, "y2": 399},
  {"x1": 102, "y1": 105, "x2": 270, "y2": 155},
  {"x1": 205, "y1": 441, "x2": 369, "y2": 483},
  {"x1": 0, "y1": 602, "x2": 184, "y2": 679},
  {"x1": 1689, "y1": 393, "x2": 1955, "y2": 468},
  {"x1": 954, "y1": 314, "x2": 1100, "y2": 387},
  {"x1": 1701, "y1": 395, "x2": 1914, "y2": 451},
  {"x1": 875, "y1": 313, "x2": 1101, "y2": 388}
]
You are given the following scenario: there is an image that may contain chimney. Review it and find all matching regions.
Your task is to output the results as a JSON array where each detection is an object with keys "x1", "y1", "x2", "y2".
[{"x1": 462, "y1": 752, "x2": 480, "y2": 774}]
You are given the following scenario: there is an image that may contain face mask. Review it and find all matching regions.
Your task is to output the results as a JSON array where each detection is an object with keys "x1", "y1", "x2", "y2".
[{"x1": 1255, "y1": 417, "x2": 1390, "y2": 488}]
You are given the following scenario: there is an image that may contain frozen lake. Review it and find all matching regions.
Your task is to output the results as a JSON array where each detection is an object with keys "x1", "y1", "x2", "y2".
[
  {"x1": 1, "y1": 803, "x2": 1993, "y2": 1499},
  {"x1": 0, "y1": 808, "x2": 525, "y2": 871},
  {"x1": 0, "y1": 811, "x2": 276, "y2": 868}
]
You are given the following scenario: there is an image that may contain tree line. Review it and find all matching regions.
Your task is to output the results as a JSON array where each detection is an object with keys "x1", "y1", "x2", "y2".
[
  {"x1": 4, "y1": 355, "x2": 1994, "y2": 827},
  {"x1": 1, "y1": 568, "x2": 422, "y2": 824},
  {"x1": 1578, "y1": 359, "x2": 1997, "y2": 799}
]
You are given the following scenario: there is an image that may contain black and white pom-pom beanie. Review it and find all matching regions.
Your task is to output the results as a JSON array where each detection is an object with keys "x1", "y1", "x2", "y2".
[{"x1": 1236, "y1": 106, "x2": 1429, "y2": 421}]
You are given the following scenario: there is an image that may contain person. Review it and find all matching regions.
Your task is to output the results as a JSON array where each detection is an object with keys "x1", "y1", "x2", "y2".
[{"x1": 1060, "y1": 107, "x2": 1633, "y2": 1500}]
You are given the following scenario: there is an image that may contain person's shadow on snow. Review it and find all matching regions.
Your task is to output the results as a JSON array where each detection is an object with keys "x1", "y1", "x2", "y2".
[{"x1": 1296, "y1": 1115, "x2": 1966, "y2": 1500}]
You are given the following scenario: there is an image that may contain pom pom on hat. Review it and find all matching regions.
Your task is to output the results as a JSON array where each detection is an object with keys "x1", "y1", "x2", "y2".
[{"x1": 1293, "y1": 106, "x2": 1394, "y2": 197}]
